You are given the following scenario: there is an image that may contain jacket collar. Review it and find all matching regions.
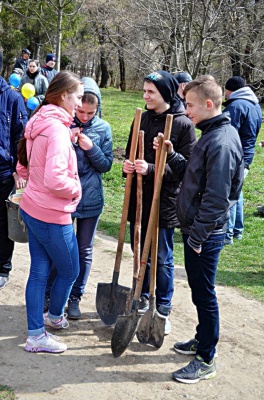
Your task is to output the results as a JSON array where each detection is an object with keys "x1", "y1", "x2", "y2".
[{"x1": 196, "y1": 113, "x2": 230, "y2": 134}]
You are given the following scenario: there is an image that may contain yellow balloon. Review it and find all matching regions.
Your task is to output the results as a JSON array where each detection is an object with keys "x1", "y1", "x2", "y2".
[{"x1": 21, "y1": 83, "x2": 35, "y2": 99}]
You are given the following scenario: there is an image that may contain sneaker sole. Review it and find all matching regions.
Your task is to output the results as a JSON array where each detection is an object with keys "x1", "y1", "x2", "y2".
[
  {"x1": 173, "y1": 346, "x2": 196, "y2": 355},
  {"x1": 137, "y1": 309, "x2": 149, "y2": 316},
  {"x1": 24, "y1": 344, "x2": 67, "y2": 353},
  {"x1": 173, "y1": 346, "x2": 218, "y2": 358},
  {"x1": 67, "y1": 314, "x2": 81, "y2": 320},
  {"x1": 173, "y1": 370, "x2": 216, "y2": 384},
  {"x1": 44, "y1": 323, "x2": 69, "y2": 329}
]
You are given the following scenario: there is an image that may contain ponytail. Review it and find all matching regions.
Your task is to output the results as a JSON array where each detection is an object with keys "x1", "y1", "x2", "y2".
[{"x1": 17, "y1": 136, "x2": 28, "y2": 168}]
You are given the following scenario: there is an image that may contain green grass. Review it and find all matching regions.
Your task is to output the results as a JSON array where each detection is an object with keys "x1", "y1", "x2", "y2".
[
  {"x1": 0, "y1": 386, "x2": 15, "y2": 400},
  {"x1": 99, "y1": 88, "x2": 264, "y2": 301}
]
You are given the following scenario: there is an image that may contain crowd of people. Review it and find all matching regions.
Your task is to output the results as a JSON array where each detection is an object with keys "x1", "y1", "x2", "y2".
[{"x1": 0, "y1": 46, "x2": 262, "y2": 384}]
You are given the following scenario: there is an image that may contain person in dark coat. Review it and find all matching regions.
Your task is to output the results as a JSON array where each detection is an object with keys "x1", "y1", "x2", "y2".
[
  {"x1": 13, "y1": 48, "x2": 31, "y2": 75},
  {"x1": 40, "y1": 54, "x2": 58, "y2": 84},
  {"x1": 123, "y1": 70, "x2": 197, "y2": 335},
  {"x1": 154, "y1": 75, "x2": 244, "y2": 383},
  {"x1": 0, "y1": 50, "x2": 28, "y2": 289},
  {"x1": 223, "y1": 76, "x2": 262, "y2": 244},
  {"x1": 174, "y1": 71, "x2": 193, "y2": 108}
]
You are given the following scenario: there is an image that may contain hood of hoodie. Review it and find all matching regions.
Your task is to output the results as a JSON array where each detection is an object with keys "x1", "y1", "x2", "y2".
[
  {"x1": 224, "y1": 86, "x2": 259, "y2": 106},
  {"x1": 0, "y1": 76, "x2": 10, "y2": 93},
  {"x1": 81, "y1": 77, "x2": 101, "y2": 106},
  {"x1": 24, "y1": 104, "x2": 73, "y2": 140}
]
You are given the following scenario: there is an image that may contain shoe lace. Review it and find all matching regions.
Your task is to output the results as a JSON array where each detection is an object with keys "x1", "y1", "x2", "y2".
[{"x1": 45, "y1": 331, "x2": 60, "y2": 341}]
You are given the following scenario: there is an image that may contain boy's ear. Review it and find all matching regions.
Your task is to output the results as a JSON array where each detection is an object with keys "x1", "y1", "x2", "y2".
[{"x1": 206, "y1": 99, "x2": 214, "y2": 110}]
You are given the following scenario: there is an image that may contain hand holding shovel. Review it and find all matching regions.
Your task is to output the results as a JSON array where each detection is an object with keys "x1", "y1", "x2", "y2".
[
  {"x1": 111, "y1": 114, "x2": 173, "y2": 357},
  {"x1": 96, "y1": 108, "x2": 142, "y2": 326},
  {"x1": 136, "y1": 135, "x2": 166, "y2": 348}
]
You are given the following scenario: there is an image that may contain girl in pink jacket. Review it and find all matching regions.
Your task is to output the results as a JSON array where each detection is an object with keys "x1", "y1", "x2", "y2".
[{"x1": 17, "y1": 71, "x2": 83, "y2": 354}]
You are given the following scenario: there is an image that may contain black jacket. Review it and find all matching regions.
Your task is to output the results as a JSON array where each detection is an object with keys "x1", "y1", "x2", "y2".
[
  {"x1": 166, "y1": 113, "x2": 244, "y2": 245},
  {"x1": 125, "y1": 100, "x2": 197, "y2": 229},
  {"x1": 13, "y1": 58, "x2": 29, "y2": 75}
]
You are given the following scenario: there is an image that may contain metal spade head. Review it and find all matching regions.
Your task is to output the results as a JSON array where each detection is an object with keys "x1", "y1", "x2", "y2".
[
  {"x1": 111, "y1": 310, "x2": 141, "y2": 358},
  {"x1": 136, "y1": 306, "x2": 165, "y2": 348},
  {"x1": 96, "y1": 274, "x2": 132, "y2": 326}
]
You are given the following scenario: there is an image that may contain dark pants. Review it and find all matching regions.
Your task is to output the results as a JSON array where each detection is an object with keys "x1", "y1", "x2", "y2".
[
  {"x1": 0, "y1": 177, "x2": 15, "y2": 276},
  {"x1": 130, "y1": 223, "x2": 174, "y2": 316},
  {"x1": 183, "y1": 233, "x2": 225, "y2": 363}
]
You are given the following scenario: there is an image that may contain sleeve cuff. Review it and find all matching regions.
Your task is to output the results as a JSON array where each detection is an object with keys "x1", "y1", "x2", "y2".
[{"x1": 187, "y1": 236, "x2": 202, "y2": 252}]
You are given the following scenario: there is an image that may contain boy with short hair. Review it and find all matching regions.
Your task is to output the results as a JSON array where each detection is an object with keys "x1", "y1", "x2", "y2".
[{"x1": 154, "y1": 75, "x2": 244, "y2": 383}]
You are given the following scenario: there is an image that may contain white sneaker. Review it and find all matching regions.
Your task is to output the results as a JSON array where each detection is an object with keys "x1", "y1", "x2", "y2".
[
  {"x1": 0, "y1": 276, "x2": 9, "y2": 289},
  {"x1": 156, "y1": 311, "x2": 171, "y2": 335},
  {"x1": 44, "y1": 312, "x2": 69, "y2": 329},
  {"x1": 25, "y1": 332, "x2": 67, "y2": 353},
  {"x1": 165, "y1": 317, "x2": 171, "y2": 335}
]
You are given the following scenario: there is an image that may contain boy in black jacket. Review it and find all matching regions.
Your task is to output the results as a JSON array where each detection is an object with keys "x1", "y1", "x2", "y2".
[
  {"x1": 154, "y1": 75, "x2": 244, "y2": 383},
  {"x1": 123, "y1": 70, "x2": 196, "y2": 335}
]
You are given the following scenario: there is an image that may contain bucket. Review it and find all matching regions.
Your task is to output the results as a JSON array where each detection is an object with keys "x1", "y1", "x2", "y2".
[{"x1": 6, "y1": 193, "x2": 28, "y2": 243}]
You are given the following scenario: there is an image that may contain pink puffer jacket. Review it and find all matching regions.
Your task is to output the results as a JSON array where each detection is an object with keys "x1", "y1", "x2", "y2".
[{"x1": 17, "y1": 104, "x2": 82, "y2": 224}]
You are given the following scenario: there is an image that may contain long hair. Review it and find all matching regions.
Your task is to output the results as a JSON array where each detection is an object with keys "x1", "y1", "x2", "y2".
[
  {"x1": 18, "y1": 71, "x2": 83, "y2": 167},
  {"x1": 17, "y1": 135, "x2": 28, "y2": 168},
  {"x1": 35, "y1": 70, "x2": 83, "y2": 113}
]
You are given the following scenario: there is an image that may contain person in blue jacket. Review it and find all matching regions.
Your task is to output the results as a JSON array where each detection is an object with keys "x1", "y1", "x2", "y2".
[
  {"x1": 223, "y1": 76, "x2": 262, "y2": 244},
  {"x1": 44, "y1": 77, "x2": 113, "y2": 319},
  {"x1": 0, "y1": 50, "x2": 28, "y2": 289}
]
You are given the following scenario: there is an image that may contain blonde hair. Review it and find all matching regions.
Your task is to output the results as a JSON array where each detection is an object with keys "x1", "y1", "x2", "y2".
[{"x1": 183, "y1": 75, "x2": 222, "y2": 108}]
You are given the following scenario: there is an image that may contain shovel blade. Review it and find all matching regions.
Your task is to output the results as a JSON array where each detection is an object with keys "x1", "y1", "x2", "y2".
[
  {"x1": 111, "y1": 312, "x2": 141, "y2": 357},
  {"x1": 96, "y1": 282, "x2": 131, "y2": 326},
  {"x1": 136, "y1": 310, "x2": 165, "y2": 348}
]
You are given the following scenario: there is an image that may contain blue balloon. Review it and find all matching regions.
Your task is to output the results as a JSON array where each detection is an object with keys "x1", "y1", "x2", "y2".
[
  {"x1": 9, "y1": 73, "x2": 21, "y2": 88},
  {"x1": 27, "y1": 96, "x2": 39, "y2": 111}
]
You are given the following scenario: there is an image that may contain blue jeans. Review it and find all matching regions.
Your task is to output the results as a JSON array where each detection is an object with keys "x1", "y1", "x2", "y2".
[
  {"x1": 20, "y1": 208, "x2": 79, "y2": 336},
  {"x1": 45, "y1": 215, "x2": 100, "y2": 300},
  {"x1": 130, "y1": 223, "x2": 174, "y2": 315},
  {"x1": 226, "y1": 191, "x2": 244, "y2": 241},
  {"x1": 0, "y1": 177, "x2": 15, "y2": 276},
  {"x1": 183, "y1": 233, "x2": 225, "y2": 363}
]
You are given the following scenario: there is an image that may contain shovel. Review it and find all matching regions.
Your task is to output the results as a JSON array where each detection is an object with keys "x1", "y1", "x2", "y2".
[
  {"x1": 136, "y1": 135, "x2": 166, "y2": 348},
  {"x1": 126, "y1": 130, "x2": 144, "y2": 313},
  {"x1": 96, "y1": 108, "x2": 142, "y2": 326},
  {"x1": 111, "y1": 115, "x2": 173, "y2": 357}
]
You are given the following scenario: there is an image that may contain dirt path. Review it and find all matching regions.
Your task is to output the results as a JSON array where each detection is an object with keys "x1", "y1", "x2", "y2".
[{"x1": 0, "y1": 233, "x2": 263, "y2": 400}]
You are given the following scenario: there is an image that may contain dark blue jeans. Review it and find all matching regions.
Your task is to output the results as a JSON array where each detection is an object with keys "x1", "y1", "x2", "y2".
[
  {"x1": 71, "y1": 215, "x2": 99, "y2": 298},
  {"x1": 0, "y1": 177, "x2": 15, "y2": 276},
  {"x1": 130, "y1": 223, "x2": 174, "y2": 315},
  {"x1": 183, "y1": 233, "x2": 225, "y2": 363}
]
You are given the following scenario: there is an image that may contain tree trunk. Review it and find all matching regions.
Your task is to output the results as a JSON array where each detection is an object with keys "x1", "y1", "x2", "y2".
[
  {"x1": 118, "y1": 48, "x2": 126, "y2": 92},
  {"x1": 229, "y1": 54, "x2": 241, "y2": 76},
  {"x1": 55, "y1": 6, "x2": 63, "y2": 72},
  {"x1": 100, "y1": 49, "x2": 108, "y2": 88}
]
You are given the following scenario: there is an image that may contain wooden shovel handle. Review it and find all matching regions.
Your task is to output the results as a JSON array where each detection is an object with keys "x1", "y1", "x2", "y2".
[
  {"x1": 149, "y1": 135, "x2": 162, "y2": 296},
  {"x1": 134, "y1": 114, "x2": 173, "y2": 300},
  {"x1": 114, "y1": 108, "x2": 142, "y2": 273},
  {"x1": 133, "y1": 131, "x2": 144, "y2": 281}
]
